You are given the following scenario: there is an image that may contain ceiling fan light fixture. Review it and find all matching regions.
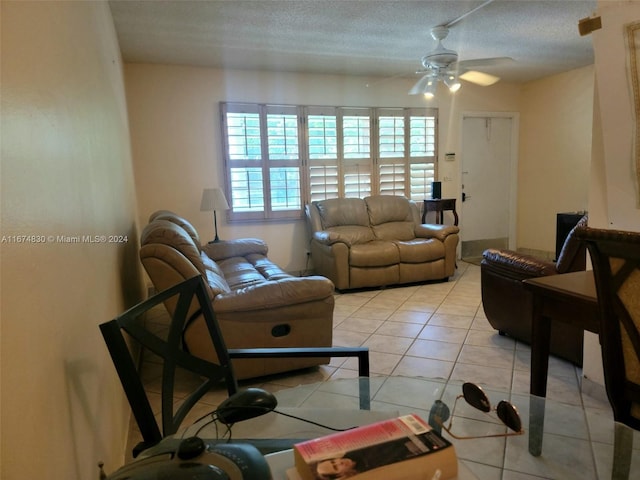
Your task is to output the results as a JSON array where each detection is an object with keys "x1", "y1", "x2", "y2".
[
  {"x1": 459, "y1": 70, "x2": 500, "y2": 86},
  {"x1": 423, "y1": 79, "x2": 437, "y2": 98},
  {"x1": 409, "y1": 74, "x2": 435, "y2": 95},
  {"x1": 444, "y1": 74, "x2": 461, "y2": 92}
]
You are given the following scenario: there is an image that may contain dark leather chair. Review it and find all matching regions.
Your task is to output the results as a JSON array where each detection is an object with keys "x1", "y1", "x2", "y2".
[
  {"x1": 100, "y1": 275, "x2": 370, "y2": 457},
  {"x1": 577, "y1": 226, "x2": 640, "y2": 480},
  {"x1": 480, "y1": 215, "x2": 588, "y2": 365}
]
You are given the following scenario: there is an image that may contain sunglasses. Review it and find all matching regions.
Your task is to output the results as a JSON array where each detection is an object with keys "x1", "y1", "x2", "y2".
[{"x1": 429, "y1": 382, "x2": 524, "y2": 440}]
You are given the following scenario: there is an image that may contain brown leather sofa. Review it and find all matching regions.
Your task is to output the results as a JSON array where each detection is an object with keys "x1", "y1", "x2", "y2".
[
  {"x1": 305, "y1": 195, "x2": 459, "y2": 290},
  {"x1": 139, "y1": 211, "x2": 335, "y2": 379},
  {"x1": 480, "y1": 215, "x2": 588, "y2": 365}
]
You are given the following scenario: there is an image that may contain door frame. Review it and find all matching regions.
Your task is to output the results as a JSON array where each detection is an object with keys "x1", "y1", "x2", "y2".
[{"x1": 459, "y1": 111, "x2": 520, "y2": 251}]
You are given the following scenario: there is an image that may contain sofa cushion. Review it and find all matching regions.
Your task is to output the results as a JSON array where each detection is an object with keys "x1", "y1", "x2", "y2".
[
  {"x1": 395, "y1": 238, "x2": 445, "y2": 263},
  {"x1": 201, "y1": 253, "x2": 232, "y2": 295},
  {"x1": 150, "y1": 211, "x2": 202, "y2": 247},
  {"x1": 365, "y1": 195, "x2": 416, "y2": 241},
  {"x1": 315, "y1": 198, "x2": 370, "y2": 228},
  {"x1": 372, "y1": 221, "x2": 416, "y2": 241},
  {"x1": 141, "y1": 220, "x2": 203, "y2": 270},
  {"x1": 141, "y1": 220, "x2": 231, "y2": 295},
  {"x1": 217, "y1": 256, "x2": 270, "y2": 289},
  {"x1": 249, "y1": 254, "x2": 291, "y2": 281},
  {"x1": 350, "y1": 240, "x2": 399, "y2": 267},
  {"x1": 365, "y1": 195, "x2": 413, "y2": 225},
  {"x1": 203, "y1": 238, "x2": 268, "y2": 261}
]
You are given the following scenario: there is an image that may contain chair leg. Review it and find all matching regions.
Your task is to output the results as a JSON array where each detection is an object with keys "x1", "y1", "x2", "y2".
[
  {"x1": 358, "y1": 377, "x2": 371, "y2": 410},
  {"x1": 611, "y1": 422, "x2": 633, "y2": 480}
]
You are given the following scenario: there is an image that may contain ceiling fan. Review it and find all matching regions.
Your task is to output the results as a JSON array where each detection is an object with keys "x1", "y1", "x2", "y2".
[{"x1": 409, "y1": 1, "x2": 514, "y2": 96}]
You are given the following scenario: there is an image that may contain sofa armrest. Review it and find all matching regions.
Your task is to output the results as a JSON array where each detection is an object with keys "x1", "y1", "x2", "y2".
[
  {"x1": 213, "y1": 276, "x2": 335, "y2": 312},
  {"x1": 481, "y1": 248, "x2": 558, "y2": 279},
  {"x1": 202, "y1": 238, "x2": 268, "y2": 260},
  {"x1": 313, "y1": 231, "x2": 354, "y2": 247},
  {"x1": 415, "y1": 224, "x2": 460, "y2": 242}
]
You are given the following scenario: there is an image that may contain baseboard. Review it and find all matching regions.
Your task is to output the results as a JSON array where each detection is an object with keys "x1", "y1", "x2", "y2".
[{"x1": 461, "y1": 238, "x2": 508, "y2": 258}]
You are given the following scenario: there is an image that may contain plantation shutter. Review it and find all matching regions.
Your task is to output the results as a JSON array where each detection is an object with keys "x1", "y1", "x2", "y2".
[
  {"x1": 342, "y1": 108, "x2": 373, "y2": 198},
  {"x1": 408, "y1": 108, "x2": 437, "y2": 201},
  {"x1": 222, "y1": 103, "x2": 265, "y2": 220},
  {"x1": 265, "y1": 105, "x2": 302, "y2": 217},
  {"x1": 306, "y1": 106, "x2": 339, "y2": 202},
  {"x1": 222, "y1": 102, "x2": 438, "y2": 220},
  {"x1": 377, "y1": 108, "x2": 407, "y2": 196}
]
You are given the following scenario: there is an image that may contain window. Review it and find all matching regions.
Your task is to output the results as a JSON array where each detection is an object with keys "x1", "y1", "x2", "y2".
[
  {"x1": 221, "y1": 103, "x2": 437, "y2": 220},
  {"x1": 222, "y1": 104, "x2": 302, "y2": 220}
]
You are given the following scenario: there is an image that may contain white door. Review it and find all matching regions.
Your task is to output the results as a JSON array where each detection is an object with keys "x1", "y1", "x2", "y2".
[{"x1": 460, "y1": 115, "x2": 516, "y2": 260}]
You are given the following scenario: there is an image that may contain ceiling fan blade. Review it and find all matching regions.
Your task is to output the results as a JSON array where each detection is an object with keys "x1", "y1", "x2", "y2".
[
  {"x1": 409, "y1": 74, "x2": 435, "y2": 95},
  {"x1": 456, "y1": 57, "x2": 514, "y2": 69},
  {"x1": 459, "y1": 70, "x2": 501, "y2": 86}
]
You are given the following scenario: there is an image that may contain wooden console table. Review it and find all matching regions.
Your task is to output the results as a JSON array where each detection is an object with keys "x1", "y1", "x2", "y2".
[
  {"x1": 422, "y1": 198, "x2": 458, "y2": 225},
  {"x1": 523, "y1": 270, "x2": 599, "y2": 456}
]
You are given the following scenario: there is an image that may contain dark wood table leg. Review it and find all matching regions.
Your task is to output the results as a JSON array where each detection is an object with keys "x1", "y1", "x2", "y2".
[{"x1": 529, "y1": 298, "x2": 552, "y2": 456}]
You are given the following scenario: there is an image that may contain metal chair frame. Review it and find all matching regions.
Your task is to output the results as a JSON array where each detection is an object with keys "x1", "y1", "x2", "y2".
[{"x1": 100, "y1": 275, "x2": 370, "y2": 457}]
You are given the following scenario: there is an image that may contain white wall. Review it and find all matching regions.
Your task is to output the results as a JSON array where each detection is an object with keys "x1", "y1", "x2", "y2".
[
  {"x1": 1, "y1": 2, "x2": 143, "y2": 478},
  {"x1": 125, "y1": 64, "x2": 521, "y2": 272}
]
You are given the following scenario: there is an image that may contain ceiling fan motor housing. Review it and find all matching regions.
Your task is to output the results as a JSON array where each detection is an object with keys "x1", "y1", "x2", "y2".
[
  {"x1": 421, "y1": 47, "x2": 458, "y2": 69},
  {"x1": 422, "y1": 26, "x2": 458, "y2": 69}
]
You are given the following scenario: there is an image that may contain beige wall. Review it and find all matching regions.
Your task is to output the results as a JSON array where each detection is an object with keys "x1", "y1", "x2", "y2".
[
  {"x1": 518, "y1": 65, "x2": 594, "y2": 253},
  {"x1": 125, "y1": 63, "x2": 522, "y2": 272},
  {"x1": 1, "y1": 2, "x2": 144, "y2": 478},
  {"x1": 582, "y1": 0, "x2": 640, "y2": 386}
]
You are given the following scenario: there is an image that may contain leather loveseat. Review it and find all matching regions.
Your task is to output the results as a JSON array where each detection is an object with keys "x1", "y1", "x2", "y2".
[
  {"x1": 139, "y1": 211, "x2": 335, "y2": 379},
  {"x1": 305, "y1": 195, "x2": 459, "y2": 290},
  {"x1": 480, "y1": 215, "x2": 588, "y2": 365}
]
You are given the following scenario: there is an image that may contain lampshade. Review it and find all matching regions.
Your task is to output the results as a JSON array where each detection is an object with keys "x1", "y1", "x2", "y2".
[{"x1": 200, "y1": 188, "x2": 229, "y2": 212}]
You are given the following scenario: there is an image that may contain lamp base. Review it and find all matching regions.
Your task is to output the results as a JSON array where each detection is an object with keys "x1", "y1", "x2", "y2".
[{"x1": 208, "y1": 211, "x2": 222, "y2": 244}]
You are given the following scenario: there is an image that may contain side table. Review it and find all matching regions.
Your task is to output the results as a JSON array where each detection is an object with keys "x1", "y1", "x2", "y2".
[
  {"x1": 422, "y1": 198, "x2": 458, "y2": 225},
  {"x1": 523, "y1": 271, "x2": 599, "y2": 456}
]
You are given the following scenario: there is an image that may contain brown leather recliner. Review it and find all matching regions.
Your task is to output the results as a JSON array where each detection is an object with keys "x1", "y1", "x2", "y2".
[
  {"x1": 480, "y1": 215, "x2": 588, "y2": 365},
  {"x1": 139, "y1": 211, "x2": 336, "y2": 379}
]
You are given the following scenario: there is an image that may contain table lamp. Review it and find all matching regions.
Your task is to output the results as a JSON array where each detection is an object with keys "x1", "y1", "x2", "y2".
[{"x1": 200, "y1": 187, "x2": 229, "y2": 243}]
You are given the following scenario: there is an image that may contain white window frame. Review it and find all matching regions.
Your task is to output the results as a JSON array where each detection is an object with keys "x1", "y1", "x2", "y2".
[{"x1": 220, "y1": 102, "x2": 438, "y2": 220}]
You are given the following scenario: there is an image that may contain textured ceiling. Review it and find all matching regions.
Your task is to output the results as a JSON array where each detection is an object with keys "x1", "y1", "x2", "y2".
[{"x1": 109, "y1": 0, "x2": 597, "y2": 84}]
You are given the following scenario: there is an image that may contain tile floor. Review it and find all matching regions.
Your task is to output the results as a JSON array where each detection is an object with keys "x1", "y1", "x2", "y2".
[{"x1": 129, "y1": 261, "x2": 637, "y2": 478}]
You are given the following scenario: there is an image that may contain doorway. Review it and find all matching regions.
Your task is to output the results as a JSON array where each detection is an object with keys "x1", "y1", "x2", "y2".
[{"x1": 460, "y1": 113, "x2": 518, "y2": 263}]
